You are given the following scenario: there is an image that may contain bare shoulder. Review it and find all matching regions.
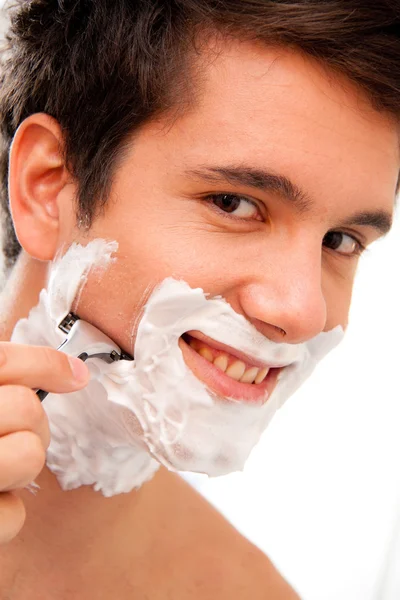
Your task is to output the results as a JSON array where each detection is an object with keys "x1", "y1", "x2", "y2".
[
  {"x1": 143, "y1": 470, "x2": 301, "y2": 599},
  {"x1": 175, "y1": 535, "x2": 301, "y2": 600},
  {"x1": 237, "y1": 544, "x2": 301, "y2": 600},
  {"x1": 134, "y1": 470, "x2": 300, "y2": 599}
]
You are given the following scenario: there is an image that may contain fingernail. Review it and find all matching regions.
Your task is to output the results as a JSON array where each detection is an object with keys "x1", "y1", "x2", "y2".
[{"x1": 68, "y1": 356, "x2": 89, "y2": 382}]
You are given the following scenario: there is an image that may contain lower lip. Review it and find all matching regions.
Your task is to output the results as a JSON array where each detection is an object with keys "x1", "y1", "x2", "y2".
[{"x1": 178, "y1": 336, "x2": 282, "y2": 404}]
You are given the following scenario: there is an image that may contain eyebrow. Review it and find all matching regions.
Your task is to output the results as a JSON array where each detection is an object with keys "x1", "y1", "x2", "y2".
[
  {"x1": 185, "y1": 165, "x2": 393, "y2": 236},
  {"x1": 339, "y1": 211, "x2": 392, "y2": 235}
]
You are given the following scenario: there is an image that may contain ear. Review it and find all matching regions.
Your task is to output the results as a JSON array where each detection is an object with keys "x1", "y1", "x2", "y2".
[{"x1": 8, "y1": 113, "x2": 73, "y2": 261}]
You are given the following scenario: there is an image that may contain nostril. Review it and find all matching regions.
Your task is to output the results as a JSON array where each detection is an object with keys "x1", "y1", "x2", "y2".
[{"x1": 275, "y1": 326, "x2": 287, "y2": 338}]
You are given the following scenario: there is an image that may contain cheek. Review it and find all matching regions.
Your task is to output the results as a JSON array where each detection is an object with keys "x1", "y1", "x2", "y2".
[
  {"x1": 69, "y1": 233, "x2": 225, "y2": 355},
  {"x1": 94, "y1": 217, "x2": 237, "y2": 297},
  {"x1": 71, "y1": 258, "x2": 158, "y2": 353},
  {"x1": 323, "y1": 275, "x2": 354, "y2": 330}
]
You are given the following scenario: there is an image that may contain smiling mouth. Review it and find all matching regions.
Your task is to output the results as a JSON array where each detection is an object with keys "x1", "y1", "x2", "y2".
[{"x1": 179, "y1": 332, "x2": 283, "y2": 403}]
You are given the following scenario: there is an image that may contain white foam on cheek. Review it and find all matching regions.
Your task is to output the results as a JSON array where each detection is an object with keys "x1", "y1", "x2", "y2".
[
  {"x1": 11, "y1": 239, "x2": 344, "y2": 496},
  {"x1": 13, "y1": 239, "x2": 119, "y2": 350},
  {"x1": 102, "y1": 279, "x2": 344, "y2": 475}
]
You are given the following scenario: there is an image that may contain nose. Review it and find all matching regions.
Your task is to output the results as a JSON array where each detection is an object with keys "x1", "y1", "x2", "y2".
[{"x1": 238, "y1": 241, "x2": 327, "y2": 344}]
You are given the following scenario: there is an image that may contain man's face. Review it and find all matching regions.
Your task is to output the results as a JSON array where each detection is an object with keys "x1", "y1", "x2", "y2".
[{"x1": 66, "y1": 42, "x2": 399, "y2": 399}]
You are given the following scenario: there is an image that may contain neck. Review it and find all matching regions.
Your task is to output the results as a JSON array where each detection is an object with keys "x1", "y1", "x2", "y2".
[{"x1": 0, "y1": 465, "x2": 187, "y2": 598}]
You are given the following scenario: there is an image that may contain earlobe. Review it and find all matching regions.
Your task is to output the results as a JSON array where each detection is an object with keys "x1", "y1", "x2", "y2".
[{"x1": 8, "y1": 113, "x2": 70, "y2": 261}]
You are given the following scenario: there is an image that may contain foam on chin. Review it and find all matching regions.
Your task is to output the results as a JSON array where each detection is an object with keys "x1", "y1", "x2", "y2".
[{"x1": 11, "y1": 239, "x2": 344, "y2": 497}]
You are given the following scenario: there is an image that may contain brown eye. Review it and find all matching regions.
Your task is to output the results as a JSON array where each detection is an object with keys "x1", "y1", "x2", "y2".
[
  {"x1": 209, "y1": 194, "x2": 260, "y2": 219},
  {"x1": 213, "y1": 194, "x2": 241, "y2": 213},
  {"x1": 323, "y1": 231, "x2": 343, "y2": 250},
  {"x1": 323, "y1": 231, "x2": 362, "y2": 256}
]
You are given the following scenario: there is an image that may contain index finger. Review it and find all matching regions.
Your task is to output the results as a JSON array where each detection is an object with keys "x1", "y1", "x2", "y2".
[{"x1": 0, "y1": 343, "x2": 89, "y2": 393}]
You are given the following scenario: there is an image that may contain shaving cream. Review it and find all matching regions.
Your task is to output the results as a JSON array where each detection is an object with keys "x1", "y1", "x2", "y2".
[{"x1": 12, "y1": 239, "x2": 343, "y2": 496}]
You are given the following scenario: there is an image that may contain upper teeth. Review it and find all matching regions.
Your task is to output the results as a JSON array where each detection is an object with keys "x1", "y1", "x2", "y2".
[{"x1": 190, "y1": 340, "x2": 270, "y2": 385}]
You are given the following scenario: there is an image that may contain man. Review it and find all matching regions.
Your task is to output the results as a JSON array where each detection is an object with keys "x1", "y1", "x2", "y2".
[{"x1": 0, "y1": 1, "x2": 398, "y2": 598}]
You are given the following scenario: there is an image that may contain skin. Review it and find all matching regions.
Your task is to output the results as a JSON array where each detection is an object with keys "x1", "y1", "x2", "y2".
[{"x1": 0, "y1": 41, "x2": 398, "y2": 599}]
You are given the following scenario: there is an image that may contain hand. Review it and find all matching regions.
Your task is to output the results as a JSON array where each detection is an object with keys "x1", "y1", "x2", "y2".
[{"x1": 0, "y1": 343, "x2": 89, "y2": 544}]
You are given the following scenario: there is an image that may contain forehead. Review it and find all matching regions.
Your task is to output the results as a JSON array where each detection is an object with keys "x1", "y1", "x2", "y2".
[{"x1": 146, "y1": 41, "x2": 399, "y2": 219}]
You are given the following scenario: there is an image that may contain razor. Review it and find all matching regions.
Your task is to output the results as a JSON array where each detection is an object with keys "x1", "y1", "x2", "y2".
[{"x1": 36, "y1": 313, "x2": 133, "y2": 402}]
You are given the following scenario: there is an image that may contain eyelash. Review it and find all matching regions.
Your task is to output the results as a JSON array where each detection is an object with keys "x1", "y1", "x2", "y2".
[
  {"x1": 203, "y1": 192, "x2": 366, "y2": 258},
  {"x1": 202, "y1": 192, "x2": 262, "y2": 221},
  {"x1": 323, "y1": 230, "x2": 366, "y2": 258}
]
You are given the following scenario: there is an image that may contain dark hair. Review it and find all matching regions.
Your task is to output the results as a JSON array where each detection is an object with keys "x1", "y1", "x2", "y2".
[{"x1": 1, "y1": 0, "x2": 399, "y2": 269}]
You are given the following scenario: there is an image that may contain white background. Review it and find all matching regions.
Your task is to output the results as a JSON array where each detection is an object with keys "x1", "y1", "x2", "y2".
[
  {"x1": 0, "y1": 3, "x2": 399, "y2": 598},
  {"x1": 187, "y1": 211, "x2": 400, "y2": 600}
]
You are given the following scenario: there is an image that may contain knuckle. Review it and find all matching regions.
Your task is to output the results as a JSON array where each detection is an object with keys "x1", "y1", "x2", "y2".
[
  {"x1": 41, "y1": 418, "x2": 51, "y2": 451},
  {"x1": 19, "y1": 432, "x2": 46, "y2": 476},
  {"x1": 7, "y1": 386, "x2": 43, "y2": 429}
]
